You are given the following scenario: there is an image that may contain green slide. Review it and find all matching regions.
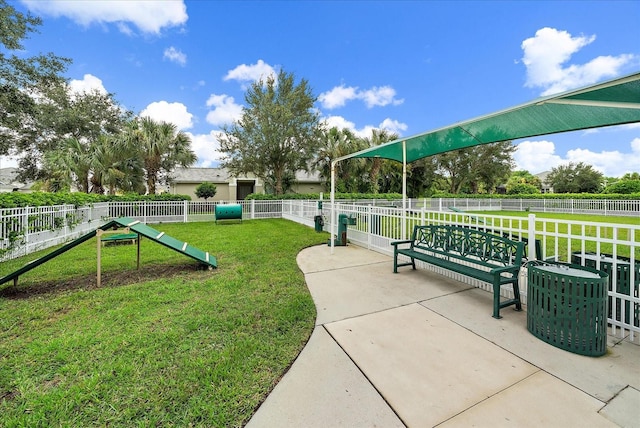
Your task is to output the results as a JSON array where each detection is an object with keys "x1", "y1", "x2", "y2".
[{"x1": 0, "y1": 217, "x2": 217, "y2": 287}]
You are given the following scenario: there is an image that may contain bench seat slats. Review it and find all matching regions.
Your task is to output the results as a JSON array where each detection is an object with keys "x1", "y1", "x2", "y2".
[{"x1": 392, "y1": 225, "x2": 524, "y2": 319}]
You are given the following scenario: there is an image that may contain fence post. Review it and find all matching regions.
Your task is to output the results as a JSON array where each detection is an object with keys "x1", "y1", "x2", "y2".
[
  {"x1": 184, "y1": 200, "x2": 188, "y2": 223},
  {"x1": 528, "y1": 213, "x2": 537, "y2": 261},
  {"x1": 367, "y1": 205, "x2": 372, "y2": 249},
  {"x1": 23, "y1": 206, "x2": 30, "y2": 257}
]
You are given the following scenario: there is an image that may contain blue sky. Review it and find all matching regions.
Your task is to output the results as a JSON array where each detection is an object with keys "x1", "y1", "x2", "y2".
[{"x1": 5, "y1": 0, "x2": 640, "y2": 177}]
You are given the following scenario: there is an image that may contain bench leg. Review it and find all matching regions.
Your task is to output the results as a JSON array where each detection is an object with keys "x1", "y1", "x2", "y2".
[
  {"x1": 492, "y1": 284, "x2": 502, "y2": 319},
  {"x1": 512, "y1": 278, "x2": 522, "y2": 312},
  {"x1": 492, "y1": 279, "x2": 523, "y2": 319},
  {"x1": 393, "y1": 253, "x2": 416, "y2": 273}
]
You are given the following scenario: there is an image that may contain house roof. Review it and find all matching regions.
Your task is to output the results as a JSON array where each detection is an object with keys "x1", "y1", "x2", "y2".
[
  {"x1": 171, "y1": 167, "x2": 321, "y2": 184},
  {"x1": 0, "y1": 167, "x2": 33, "y2": 192},
  {"x1": 170, "y1": 167, "x2": 233, "y2": 183}
]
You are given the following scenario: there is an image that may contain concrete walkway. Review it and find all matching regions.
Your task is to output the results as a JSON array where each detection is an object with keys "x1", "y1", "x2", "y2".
[{"x1": 247, "y1": 244, "x2": 640, "y2": 427}]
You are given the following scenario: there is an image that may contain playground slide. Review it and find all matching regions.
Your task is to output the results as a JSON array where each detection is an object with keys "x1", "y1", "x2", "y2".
[
  {"x1": 119, "y1": 217, "x2": 217, "y2": 268},
  {"x1": 0, "y1": 217, "x2": 217, "y2": 287}
]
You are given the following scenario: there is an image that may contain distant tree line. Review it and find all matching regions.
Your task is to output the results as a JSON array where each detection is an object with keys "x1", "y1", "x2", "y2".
[
  {"x1": 3, "y1": 2, "x2": 637, "y2": 198},
  {"x1": 1, "y1": 2, "x2": 196, "y2": 195}
]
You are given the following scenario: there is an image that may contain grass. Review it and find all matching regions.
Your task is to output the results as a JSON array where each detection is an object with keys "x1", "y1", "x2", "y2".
[{"x1": 0, "y1": 219, "x2": 328, "y2": 427}]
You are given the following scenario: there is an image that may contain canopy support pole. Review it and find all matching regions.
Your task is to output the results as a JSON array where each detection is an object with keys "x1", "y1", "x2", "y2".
[
  {"x1": 330, "y1": 160, "x2": 336, "y2": 254},
  {"x1": 402, "y1": 140, "x2": 407, "y2": 240}
]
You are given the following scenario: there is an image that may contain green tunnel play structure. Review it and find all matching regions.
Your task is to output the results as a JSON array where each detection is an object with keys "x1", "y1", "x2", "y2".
[{"x1": 0, "y1": 217, "x2": 217, "y2": 287}]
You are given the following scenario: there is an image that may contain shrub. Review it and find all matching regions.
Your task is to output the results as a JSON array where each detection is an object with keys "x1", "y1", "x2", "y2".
[{"x1": 195, "y1": 182, "x2": 217, "y2": 200}]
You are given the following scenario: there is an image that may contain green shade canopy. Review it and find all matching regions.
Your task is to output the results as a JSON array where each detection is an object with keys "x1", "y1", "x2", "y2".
[{"x1": 340, "y1": 71, "x2": 640, "y2": 163}]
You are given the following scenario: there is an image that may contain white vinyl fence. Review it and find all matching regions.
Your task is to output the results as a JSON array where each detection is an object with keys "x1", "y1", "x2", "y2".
[
  {"x1": 420, "y1": 197, "x2": 640, "y2": 216},
  {"x1": 1, "y1": 199, "x2": 638, "y2": 341}
]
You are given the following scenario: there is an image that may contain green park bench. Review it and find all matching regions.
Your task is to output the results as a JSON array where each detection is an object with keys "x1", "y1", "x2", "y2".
[{"x1": 391, "y1": 225, "x2": 525, "y2": 319}]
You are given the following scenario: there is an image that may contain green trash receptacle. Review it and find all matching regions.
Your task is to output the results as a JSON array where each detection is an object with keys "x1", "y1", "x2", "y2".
[
  {"x1": 527, "y1": 261, "x2": 608, "y2": 357},
  {"x1": 314, "y1": 215, "x2": 324, "y2": 232},
  {"x1": 328, "y1": 214, "x2": 356, "y2": 246},
  {"x1": 215, "y1": 204, "x2": 242, "y2": 223}
]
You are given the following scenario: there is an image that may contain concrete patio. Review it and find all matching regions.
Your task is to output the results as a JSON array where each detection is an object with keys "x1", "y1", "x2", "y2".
[{"x1": 247, "y1": 244, "x2": 640, "y2": 427}]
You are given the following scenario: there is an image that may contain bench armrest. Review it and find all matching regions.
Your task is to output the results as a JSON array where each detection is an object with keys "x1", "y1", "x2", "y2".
[{"x1": 390, "y1": 240, "x2": 412, "y2": 248}]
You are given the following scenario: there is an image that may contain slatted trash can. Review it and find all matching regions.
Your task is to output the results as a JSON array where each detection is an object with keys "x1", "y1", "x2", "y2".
[
  {"x1": 215, "y1": 204, "x2": 242, "y2": 223},
  {"x1": 527, "y1": 261, "x2": 608, "y2": 357}
]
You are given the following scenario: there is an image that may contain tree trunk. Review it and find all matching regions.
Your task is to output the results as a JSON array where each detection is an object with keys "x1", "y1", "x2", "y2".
[{"x1": 147, "y1": 176, "x2": 156, "y2": 195}]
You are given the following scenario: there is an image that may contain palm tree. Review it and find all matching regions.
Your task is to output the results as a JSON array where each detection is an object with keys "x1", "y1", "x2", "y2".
[
  {"x1": 125, "y1": 118, "x2": 197, "y2": 194},
  {"x1": 43, "y1": 137, "x2": 92, "y2": 192},
  {"x1": 362, "y1": 129, "x2": 398, "y2": 194},
  {"x1": 313, "y1": 127, "x2": 367, "y2": 193},
  {"x1": 91, "y1": 134, "x2": 144, "y2": 194}
]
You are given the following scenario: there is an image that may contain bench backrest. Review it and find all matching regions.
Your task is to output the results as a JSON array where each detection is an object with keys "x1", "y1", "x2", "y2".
[{"x1": 411, "y1": 225, "x2": 524, "y2": 268}]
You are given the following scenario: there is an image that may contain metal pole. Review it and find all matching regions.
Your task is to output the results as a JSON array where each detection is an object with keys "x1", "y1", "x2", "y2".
[
  {"x1": 402, "y1": 140, "x2": 407, "y2": 240},
  {"x1": 330, "y1": 161, "x2": 336, "y2": 254}
]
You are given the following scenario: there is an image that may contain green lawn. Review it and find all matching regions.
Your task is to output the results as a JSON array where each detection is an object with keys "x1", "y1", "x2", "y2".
[{"x1": 0, "y1": 219, "x2": 328, "y2": 427}]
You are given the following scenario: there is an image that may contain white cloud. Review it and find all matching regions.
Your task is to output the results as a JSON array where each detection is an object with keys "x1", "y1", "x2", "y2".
[
  {"x1": 513, "y1": 140, "x2": 564, "y2": 173},
  {"x1": 163, "y1": 47, "x2": 186, "y2": 66},
  {"x1": 319, "y1": 84, "x2": 404, "y2": 109},
  {"x1": 140, "y1": 101, "x2": 193, "y2": 130},
  {"x1": 322, "y1": 115, "x2": 357, "y2": 132},
  {"x1": 68, "y1": 74, "x2": 107, "y2": 95},
  {"x1": 564, "y1": 142, "x2": 640, "y2": 177},
  {"x1": 186, "y1": 130, "x2": 224, "y2": 167},
  {"x1": 521, "y1": 27, "x2": 635, "y2": 96},
  {"x1": 379, "y1": 118, "x2": 407, "y2": 135},
  {"x1": 205, "y1": 94, "x2": 243, "y2": 127},
  {"x1": 318, "y1": 85, "x2": 359, "y2": 109},
  {"x1": 224, "y1": 59, "x2": 276, "y2": 84},
  {"x1": 514, "y1": 139, "x2": 640, "y2": 177},
  {"x1": 21, "y1": 0, "x2": 188, "y2": 35},
  {"x1": 359, "y1": 86, "x2": 404, "y2": 108},
  {"x1": 321, "y1": 115, "x2": 407, "y2": 139}
]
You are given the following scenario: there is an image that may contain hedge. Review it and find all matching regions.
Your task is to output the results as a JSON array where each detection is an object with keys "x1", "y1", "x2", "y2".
[
  {"x1": 246, "y1": 192, "x2": 403, "y2": 200},
  {"x1": 0, "y1": 192, "x2": 191, "y2": 209}
]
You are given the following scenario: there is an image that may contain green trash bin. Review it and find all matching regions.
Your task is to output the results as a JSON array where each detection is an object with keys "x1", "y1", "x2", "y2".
[
  {"x1": 527, "y1": 261, "x2": 608, "y2": 357},
  {"x1": 314, "y1": 215, "x2": 324, "y2": 233},
  {"x1": 215, "y1": 204, "x2": 242, "y2": 223}
]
